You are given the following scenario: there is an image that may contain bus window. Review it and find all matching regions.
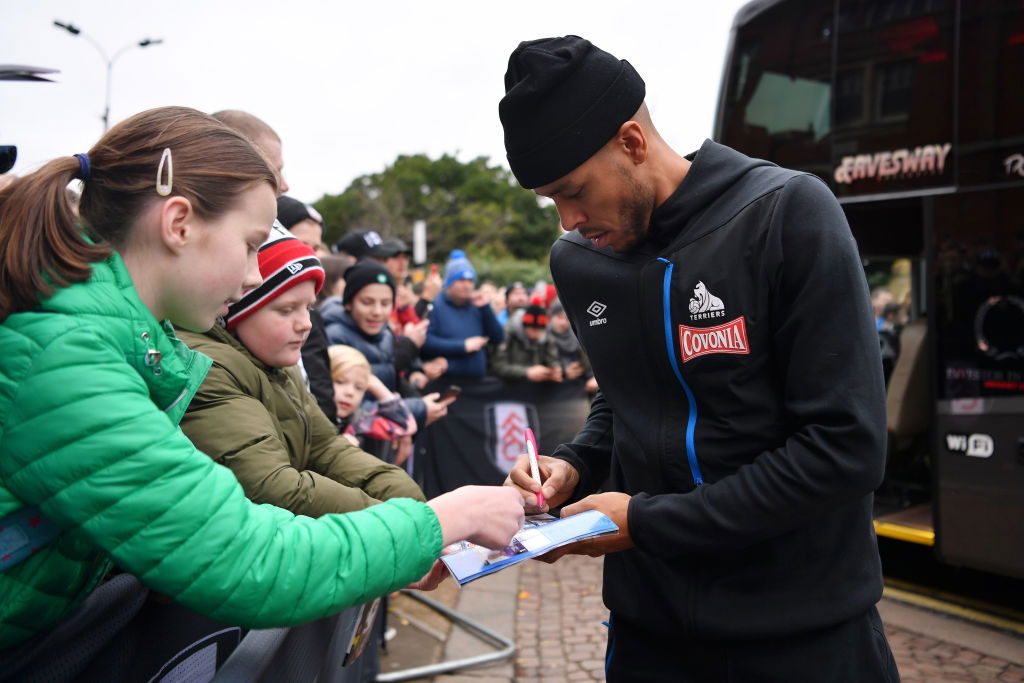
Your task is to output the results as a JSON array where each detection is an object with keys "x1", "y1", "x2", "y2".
[
  {"x1": 864, "y1": 256, "x2": 917, "y2": 384},
  {"x1": 717, "y1": 0, "x2": 833, "y2": 183},
  {"x1": 958, "y1": 0, "x2": 1024, "y2": 187},
  {"x1": 933, "y1": 188, "x2": 1024, "y2": 401},
  {"x1": 833, "y1": 0, "x2": 956, "y2": 197}
]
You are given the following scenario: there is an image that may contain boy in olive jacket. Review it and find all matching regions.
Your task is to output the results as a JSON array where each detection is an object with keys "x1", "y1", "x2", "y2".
[{"x1": 179, "y1": 225, "x2": 424, "y2": 515}]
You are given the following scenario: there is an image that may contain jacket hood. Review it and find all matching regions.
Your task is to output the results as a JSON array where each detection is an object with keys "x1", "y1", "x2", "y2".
[{"x1": 646, "y1": 139, "x2": 776, "y2": 249}]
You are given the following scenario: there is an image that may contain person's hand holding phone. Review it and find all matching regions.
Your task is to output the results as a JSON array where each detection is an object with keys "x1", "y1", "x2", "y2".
[{"x1": 422, "y1": 389, "x2": 456, "y2": 426}]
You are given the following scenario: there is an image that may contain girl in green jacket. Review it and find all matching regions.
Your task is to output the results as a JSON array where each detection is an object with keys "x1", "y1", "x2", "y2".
[{"x1": 0, "y1": 106, "x2": 524, "y2": 653}]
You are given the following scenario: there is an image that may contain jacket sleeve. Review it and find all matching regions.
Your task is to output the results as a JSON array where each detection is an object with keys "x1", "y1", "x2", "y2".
[
  {"x1": 302, "y1": 382, "x2": 425, "y2": 503},
  {"x1": 179, "y1": 362, "x2": 403, "y2": 517},
  {"x1": 490, "y1": 336, "x2": 530, "y2": 380},
  {"x1": 628, "y1": 175, "x2": 888, "y2": 557},
  {"x1": 542, "y1": 337, "x2": 561, "y2": 369},
  {"x1": 0, "y1": 327, "x2": 442, "y2": 627},
  {"x1": 549, "y1": 389, "x2": 614, "y2": 501}
]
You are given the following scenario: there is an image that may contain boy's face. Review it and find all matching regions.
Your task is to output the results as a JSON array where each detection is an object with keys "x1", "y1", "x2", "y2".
[
  {"x1": 333, "y1": 365, "x2": 369, "y2": 418},
  {"x1": 524, "y1": 325, "x2": 544, "y2": 342},
  {"x1": 345, "y1": 283, "x2": 394, "y2": 336},
  {"x1": 234, "y1": 280, "x2": 316, "y2": 367}
]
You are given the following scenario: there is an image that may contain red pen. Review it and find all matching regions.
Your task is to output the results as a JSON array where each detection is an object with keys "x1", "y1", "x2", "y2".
[{"x1": 525, "y1": 428, "x2": 545, "y2": 507}]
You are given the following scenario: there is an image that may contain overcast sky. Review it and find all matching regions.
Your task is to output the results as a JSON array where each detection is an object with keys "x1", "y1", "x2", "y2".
[{"x1": 3, "y1": 0, "x2": 752, "y2": 203}]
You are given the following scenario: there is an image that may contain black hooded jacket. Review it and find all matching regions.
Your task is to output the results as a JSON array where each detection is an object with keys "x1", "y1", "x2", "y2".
[{"x1": 549, "y1": 140, "x2": 887, "y2": 639}]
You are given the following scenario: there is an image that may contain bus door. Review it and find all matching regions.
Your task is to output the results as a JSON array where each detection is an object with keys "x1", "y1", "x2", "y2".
[{"x1": 931, "y1": 188, "x2": 1024, "y2": 579}]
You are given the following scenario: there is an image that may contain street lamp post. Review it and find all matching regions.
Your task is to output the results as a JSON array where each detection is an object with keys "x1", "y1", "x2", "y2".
[{"x1": 53, "y1": 21, "x2": 163, "y2": 132}]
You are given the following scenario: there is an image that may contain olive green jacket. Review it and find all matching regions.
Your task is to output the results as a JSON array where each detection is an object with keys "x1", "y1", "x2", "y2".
[{"x1": 178, "y1": 325, "x2": 424, "y2": 516}]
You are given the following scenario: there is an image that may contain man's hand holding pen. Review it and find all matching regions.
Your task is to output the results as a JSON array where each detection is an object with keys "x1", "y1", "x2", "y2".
[
  {"x1": 504, "y1": 452, "x2": 634, "y2": 561},
  {"x1": 505, "y1": 453, "x2": 579, "y2": 514}
]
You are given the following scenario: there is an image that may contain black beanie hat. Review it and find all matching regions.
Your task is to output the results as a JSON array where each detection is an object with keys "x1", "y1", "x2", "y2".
[
  {"x1": 499, "y1": 35, "x2": 646, "y2": 189},
  {"x1": 277, "y1": 195, "x2": 323, "y2": 230},
  {"x1": 342, "y1": 259, "x2": 396, "y2": 307},
  {"x1": 521, "y1": 303, "x2": 550, "y2": 329}
]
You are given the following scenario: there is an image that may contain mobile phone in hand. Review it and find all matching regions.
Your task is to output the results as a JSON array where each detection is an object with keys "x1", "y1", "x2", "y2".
[{"x1": 440, "y1": 385, "x2": 461, "y2": 401}]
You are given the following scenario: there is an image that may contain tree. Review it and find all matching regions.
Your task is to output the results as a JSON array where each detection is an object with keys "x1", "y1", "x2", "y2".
[{"x1": 313, "y1": 154, "x2": 560, "y2": 263}]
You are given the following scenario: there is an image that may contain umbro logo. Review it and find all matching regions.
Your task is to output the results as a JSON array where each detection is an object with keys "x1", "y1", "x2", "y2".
[
  {"x1": 587, "y1": 301, "x2": 608, "y2": 327},
  {"x1": 688, "y1": 281, "x2": 726, "y2": 321}
]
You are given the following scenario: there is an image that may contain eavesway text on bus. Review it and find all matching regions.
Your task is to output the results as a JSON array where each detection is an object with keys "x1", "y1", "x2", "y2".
[{"x1": 834, "y1": 142, "x2": 952, "y2": 184}]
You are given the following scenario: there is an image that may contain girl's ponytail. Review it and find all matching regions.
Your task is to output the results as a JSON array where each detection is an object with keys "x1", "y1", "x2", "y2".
[{"x1": 0, "y1": 156, "x2": 108, "y2": 321}]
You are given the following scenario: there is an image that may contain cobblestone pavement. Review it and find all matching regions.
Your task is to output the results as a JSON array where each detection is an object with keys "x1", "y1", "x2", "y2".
[
  {"x1": 886, "y1": 624, "x2": 1024, "y2": 682},
  {"x1": 511, "y1": 555, "x2": 1024, "y2": 683},
  {"x1": 514, "y1": 555, "x2": 607, "y2": 682}
]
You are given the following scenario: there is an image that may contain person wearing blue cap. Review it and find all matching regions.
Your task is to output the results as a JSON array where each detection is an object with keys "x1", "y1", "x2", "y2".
[{"x1": 421, "y1": 250, "x2": 504, "y2": 379}]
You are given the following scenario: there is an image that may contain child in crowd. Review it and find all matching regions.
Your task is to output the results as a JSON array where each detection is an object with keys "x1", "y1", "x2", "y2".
[
  {"x1": 177, "y1": 224, "x2": 422, "y2": 515},
  {"x1": 271, "y1": 196, "x2": 336, "y2": 420},
  {"x1": 329, "y1": 344, "x2": 417, "y2": 463},
  {"x1": 491, "y1": 302, "x2": 562, "y2": 382},
  {"x1": 0, "y1": 107, "x2": 524, "y2": 666},
  {"x1": 322, "y1": 260, "x2": 451, "y2": 438}
]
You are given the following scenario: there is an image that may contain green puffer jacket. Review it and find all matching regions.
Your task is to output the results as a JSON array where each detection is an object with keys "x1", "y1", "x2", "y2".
[
  {"x1": 177, "y1": 325, "x2": 424, "y2": 516},
  {"x1": 0, "y1": 253, "x2": 442, "y2": 650}
]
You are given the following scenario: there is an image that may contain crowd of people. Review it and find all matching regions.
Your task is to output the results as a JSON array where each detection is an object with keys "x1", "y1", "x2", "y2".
[
  {"x1": 0, "y1": 100, "x2": 598, "y2": 681},
  {"x1": 1, "y1": 31, "x2": 901, "y2": 683},
  {"x1": 0, "y1": 106, "x2": 527, "y2": 680},
  {"x1": 285, "y1": 215, "x2": 600, "y2": 468}
]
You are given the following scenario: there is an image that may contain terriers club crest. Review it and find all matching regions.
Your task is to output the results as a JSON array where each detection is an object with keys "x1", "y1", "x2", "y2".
[{"x1": 688, "y1": 281, "x2": 726, "y2": 321}]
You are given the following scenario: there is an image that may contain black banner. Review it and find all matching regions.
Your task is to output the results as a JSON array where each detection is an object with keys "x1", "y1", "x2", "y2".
[{"x1": 413, "y1": 377, "x2": 592, "y2": 499}]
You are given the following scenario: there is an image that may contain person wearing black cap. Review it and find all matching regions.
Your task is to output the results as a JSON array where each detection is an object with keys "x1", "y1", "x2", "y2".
[
  {"x1": 500, "y1": 36, "x2": 895, "y2": 681},
  {"x1": 277, "y1": 195, "x2": 325, "y2": 252},
  {"x1": 369, "y1": 237, "x2": 411, "y2": 274},
  {"x1": 334, "y1": 229, "x2": 384, "y2": 261},
  {"x1": 369, "y1": 237, "x2": 424, "y2": 329}
]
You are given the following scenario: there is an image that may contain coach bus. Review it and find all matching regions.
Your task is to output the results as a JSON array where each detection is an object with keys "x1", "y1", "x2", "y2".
[{"x1": 715, "y1": 0, "x2": 1024, "y2": 579}]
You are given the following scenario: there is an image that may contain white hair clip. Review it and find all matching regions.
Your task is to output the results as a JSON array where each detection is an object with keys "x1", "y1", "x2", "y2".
[{"x1": 156, "y1": 147, "x2": 173, "y2": 196}]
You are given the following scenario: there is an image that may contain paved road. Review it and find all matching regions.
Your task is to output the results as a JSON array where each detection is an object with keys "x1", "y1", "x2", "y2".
[{"x1": 383, "y1": 554, "x2": 1024, "y2": 682}]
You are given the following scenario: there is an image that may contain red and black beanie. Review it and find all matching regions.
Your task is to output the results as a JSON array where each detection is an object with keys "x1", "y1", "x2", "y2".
[
  {"x1": 521, "y1": 303, "x2": 549, "y2": 329},
  {"x1": 225, "y1": 221, "x2": 325, "y2": 328}
]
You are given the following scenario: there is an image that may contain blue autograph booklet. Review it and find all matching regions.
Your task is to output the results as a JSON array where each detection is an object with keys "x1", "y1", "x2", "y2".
[{"x1": 440, "y1": 510, "x2": 618, "y2": 585}]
